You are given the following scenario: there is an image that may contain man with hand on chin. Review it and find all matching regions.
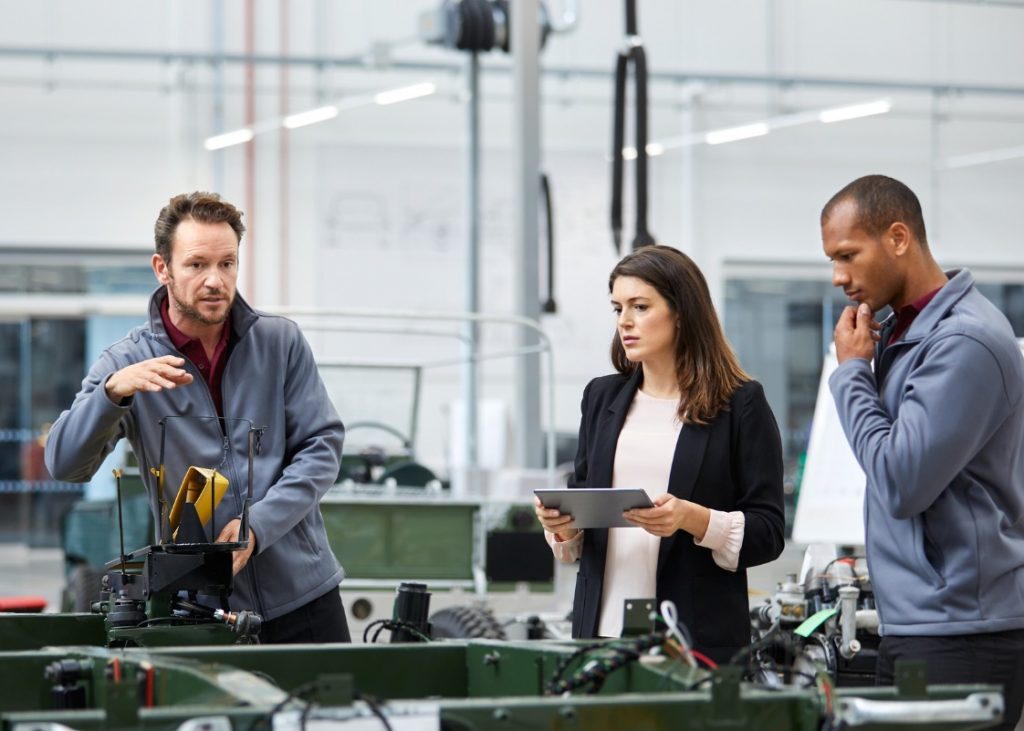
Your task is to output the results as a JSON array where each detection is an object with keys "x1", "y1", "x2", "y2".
[
  {"x1": 822, "y1": 174, "x2": 1024, "y2": 730},
  {"x1": 45, "y1": 192, "x2": 350, "y2": 644}
]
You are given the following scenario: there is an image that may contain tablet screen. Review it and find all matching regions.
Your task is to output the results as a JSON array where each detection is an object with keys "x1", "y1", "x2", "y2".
[{"x1": 534, "y1": 487, "x2": 653, "y2": 529}]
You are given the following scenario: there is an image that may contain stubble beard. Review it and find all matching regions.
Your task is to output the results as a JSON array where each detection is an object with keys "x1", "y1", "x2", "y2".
[{"x1": 167, "y1": 279, "x2": 233, "y2": 326}]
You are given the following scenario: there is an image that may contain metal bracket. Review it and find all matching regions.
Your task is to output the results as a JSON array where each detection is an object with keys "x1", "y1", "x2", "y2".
[
  {"x1": 894, "y1": 659, "x2": 928, "y2": 698},
  {"x1": 710, "y1": 665, "x2": 744, "y2": 722},
  {"x1": 836, "y1": 691, "x2": 1003, "y2": 726}
]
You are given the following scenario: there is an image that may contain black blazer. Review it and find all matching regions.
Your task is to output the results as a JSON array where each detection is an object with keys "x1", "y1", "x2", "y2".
[{"x1": 569, "y1": 369, "x2": 785, "y2": 665}]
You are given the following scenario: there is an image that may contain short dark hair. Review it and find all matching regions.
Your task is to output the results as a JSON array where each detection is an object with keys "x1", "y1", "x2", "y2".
[
  {"x1": 821, "y1": 174, "x2": 927, "y2": 246},
  {"x1": 154, "y1": 192, "x2": 245, "y2": 262},
  {"x1": 609, "y1": 245, "x2": 749, "y2": 425}
]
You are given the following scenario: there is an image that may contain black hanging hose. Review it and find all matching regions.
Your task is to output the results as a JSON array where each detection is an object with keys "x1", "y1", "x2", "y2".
[
  {"x1": 540, "y1": 172, "x2": 557, "y2": 313},
  {"x1": 610, "y1": 0, "x2": 656, "y2": 253}
]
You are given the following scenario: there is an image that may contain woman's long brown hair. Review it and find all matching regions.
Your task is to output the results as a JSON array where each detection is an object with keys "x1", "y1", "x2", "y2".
[{"x1": 609, "y1": 245, "x2": 749, "y2": 424}]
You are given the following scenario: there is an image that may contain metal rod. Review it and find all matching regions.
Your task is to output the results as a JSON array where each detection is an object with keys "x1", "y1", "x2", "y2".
[
  {"x1": 156, "y1": 417, "x2": 168, "y2": 544},
  {"x1": 242, "y1": 427, "x2": 255, "y2": 546},
  {"x1": 512, "y1": 0, "x2": 544, "y2": 469},
  {"x1": 113, "y1": 468, "x2": 127, "y2": 576},
  {"x1": 5, "y1": 45, "x2": 1024, "y2": 97},
  {"x1": 210, "y1": 469, "x2": 217, "y2": 543},
  {"x1": 464, "y1": 50, "x2": 481, "y2": 470}
]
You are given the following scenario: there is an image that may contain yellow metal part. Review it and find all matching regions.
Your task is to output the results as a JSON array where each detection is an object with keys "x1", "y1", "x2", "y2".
[{"x1": 168, "y1": 467, "x2": 230, "y2": 540}]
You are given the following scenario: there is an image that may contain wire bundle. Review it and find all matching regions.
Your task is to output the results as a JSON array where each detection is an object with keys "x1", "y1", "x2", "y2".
[
  {"x1": 361, "y1": 618, "x2": 432, "y2": 644},
  {"x1": 545, "y1": 633, "x2": 664, "y2": 695}
]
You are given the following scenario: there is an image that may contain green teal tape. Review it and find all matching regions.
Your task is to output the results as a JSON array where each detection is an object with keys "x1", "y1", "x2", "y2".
[{"x1": 794, "y1": 608, "x2": 837, "y2": 638}]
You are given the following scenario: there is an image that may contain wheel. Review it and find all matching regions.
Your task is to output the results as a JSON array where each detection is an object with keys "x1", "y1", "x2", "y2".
[
  {"x1": 66, "y1": 564, "x2": 104, "y2": 613},
  {"x1": 429, "y1": 605, "x2": 507, "y2": 640}
]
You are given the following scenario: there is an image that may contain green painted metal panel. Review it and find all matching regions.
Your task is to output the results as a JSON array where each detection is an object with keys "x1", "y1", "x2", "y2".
[
  {"x1": 0, "y1": 613, "x2": 106, "y2": 650},
  {"x1": 144, "y1": 642, "x2": 471, "y2": 700},
  {"x1": 321, "y1": 501, "x2": 475, "y2": 579}
]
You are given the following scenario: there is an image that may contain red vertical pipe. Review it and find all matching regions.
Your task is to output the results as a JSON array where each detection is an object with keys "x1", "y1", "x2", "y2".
[{"x1": 244, "y1": 0, "x2": 256, "y2": 302}]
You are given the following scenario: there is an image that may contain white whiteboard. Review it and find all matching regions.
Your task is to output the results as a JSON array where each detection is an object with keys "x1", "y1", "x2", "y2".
[
  {"x1": 791, "y1": 344, "x2": 867, "y2": 545},
  {"x1": 792, "y1": 338, "x2": 1024, "y2": 546}
]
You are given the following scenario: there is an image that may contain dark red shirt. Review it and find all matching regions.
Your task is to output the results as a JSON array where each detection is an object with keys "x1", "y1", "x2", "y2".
[
  {"x1": 160, "y1": 296, "x2": 232, "y2": 417},
  {"x1": 888, "y1": 286, "x2": 943, "y2": 345}
]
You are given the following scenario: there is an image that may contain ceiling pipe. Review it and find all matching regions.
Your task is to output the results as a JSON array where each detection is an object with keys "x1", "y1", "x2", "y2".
[{"x1": 4, "y1": 46, "x2": 1024, "y2": 97}]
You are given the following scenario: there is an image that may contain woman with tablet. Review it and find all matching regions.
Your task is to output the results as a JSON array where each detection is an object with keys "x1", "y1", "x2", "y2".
[{"x1": 534, "y1": 244, "x2": 785, "y2": 665}]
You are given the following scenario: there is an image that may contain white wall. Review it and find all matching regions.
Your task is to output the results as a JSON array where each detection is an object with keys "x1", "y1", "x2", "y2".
[{"x1": 2, "y1": 0, "x2": 1023, "y2": 470}]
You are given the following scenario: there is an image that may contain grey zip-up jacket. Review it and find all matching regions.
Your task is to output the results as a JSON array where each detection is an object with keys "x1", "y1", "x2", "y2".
[
  {"x1": 830, "y1": 268, "x2": 1024, "y2": 636},
  {"x1": 45, "y1": 287, "x2": 345, "y2": 621}
]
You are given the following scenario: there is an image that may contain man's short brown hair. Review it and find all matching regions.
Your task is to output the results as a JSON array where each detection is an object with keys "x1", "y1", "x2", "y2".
[{"x1": 154, "y1": 192, "x2": 245, "y2": 262}]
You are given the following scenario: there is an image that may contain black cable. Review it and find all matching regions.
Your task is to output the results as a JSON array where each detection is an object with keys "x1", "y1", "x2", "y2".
[
  {"x1": 546, "y1": 640, "x2": 604, "y2": 694},
  {"x1": 631, "y1": 43, "x2": 654, "y2": 251},
  {"x1": 248, "y1": 680, "x2": 396, "y2": 731},
  {"x1": 299, "y1": 701, "x2": 317, "y2": 731},
  {"x1": 363, "y1": 619, "x2": 389, "y2": 643},
  {"x1": 246, "y1": 679, "x2": 319, "y2": 731},
  {"x1": 173, "y1": 597, "x2": 217, "y2": 618},
  {"x1": 540, "y1": 173, "x2": 557, "y2": 313},
  {"x1": 821, "y1": 555, "x2": 865, "y2": 579},
  {"x1": 133, "y1": 616, "x2": 212, "y2": 628},
  {"x1": 546, "y1": 633, "x2": 664, "y2": 695},
  {"x1": 354, "y1": 692, "x2": 395, "y2": 731},
  {"x1": 609, "y1": 0, "x2": 656, "y2": 253},
  {"x1": 610, "y1": 50, "x2": 627, "y2": 252},
  {"x1": 363, "y1": 618, "x2": 432, "y2": 644}
]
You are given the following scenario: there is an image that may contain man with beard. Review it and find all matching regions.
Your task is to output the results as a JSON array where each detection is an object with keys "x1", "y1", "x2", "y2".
[{"x1": 45, "y1": 192, "x2": 350, "y2": 643}]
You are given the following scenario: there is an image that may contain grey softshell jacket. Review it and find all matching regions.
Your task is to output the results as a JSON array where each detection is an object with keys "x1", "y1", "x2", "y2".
[
  {"x1": 830, "y1": 269, "x2": 1024, "y2": 636},
  {"x1": 44, "y1": 287, "x2": 345, "y2": 621}
]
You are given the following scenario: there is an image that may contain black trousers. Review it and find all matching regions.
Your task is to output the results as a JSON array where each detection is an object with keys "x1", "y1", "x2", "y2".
[
  {"x1": 258, "y1": 587, "x2": 351, "y2": 644},
  {"x1": 876, "y1": 630, "x2": 1024, "y2": 731}
]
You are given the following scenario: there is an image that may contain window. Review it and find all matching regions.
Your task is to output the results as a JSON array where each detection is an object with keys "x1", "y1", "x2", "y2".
[
  {"x1": 0, "y1": 260, "x2": 152, "y2": 546},
  {"x1": 724, "y1": 275, "x2": 1024, "y2": 536}
]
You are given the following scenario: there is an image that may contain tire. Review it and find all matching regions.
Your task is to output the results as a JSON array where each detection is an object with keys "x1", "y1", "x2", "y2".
[
  {"x1": 67, "y1": 564, "x2": 104, "y2": 613},
  {"x1": 429, "y1": 605, "x2": 507, "y2": 640}
]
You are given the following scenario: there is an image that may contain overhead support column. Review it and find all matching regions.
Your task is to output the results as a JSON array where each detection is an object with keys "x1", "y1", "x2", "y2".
[
  {"x1": 463, "y1": 51, "x2": 481, "y2": 470},
  {"x1": 512, "y1": 0, "x2": 543, "y2": 469}
]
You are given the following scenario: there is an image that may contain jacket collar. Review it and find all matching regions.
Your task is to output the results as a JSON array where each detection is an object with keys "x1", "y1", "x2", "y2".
[
  {"x1": 898, "y1": 268, "x2": 972, "y2": 344},
  {"x1": 589, "y1": 368, "x2": 644, "y2": 484},
  {"x1": 875, "y1": 268, "x2": 973, "y2": 384}
]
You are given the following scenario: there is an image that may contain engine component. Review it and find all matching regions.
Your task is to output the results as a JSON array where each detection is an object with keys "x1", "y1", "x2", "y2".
[{"x1": 391, "y1": 582, "x2": 432, "y2": 643}]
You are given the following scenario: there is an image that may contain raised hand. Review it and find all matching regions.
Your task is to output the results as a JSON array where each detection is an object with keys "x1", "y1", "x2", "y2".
[
  {"x1": 834, "y1": 303, "x2": 880, "y2": 364},
  {"x1": 105, "y1": 355, "x2": 193, "y2": 403}
]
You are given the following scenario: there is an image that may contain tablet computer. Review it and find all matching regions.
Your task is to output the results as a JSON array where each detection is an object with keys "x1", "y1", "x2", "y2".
[{"x1": 534, "y1": 488, "x2": 654, "y2": 529}]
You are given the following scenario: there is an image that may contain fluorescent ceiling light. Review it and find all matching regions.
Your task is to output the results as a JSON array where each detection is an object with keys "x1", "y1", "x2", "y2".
[
  {"x1": 283, "y1": 105, "x2": 339, "y2": 129},
  {"x1": 203, "y1": 128, "x2": 254, "y2": 151},
  {"x1": 940, "y1": 144, "x2": 1024, "y2": 170},
  {"x1": 616, "y1": 97, "x2": 893, "y2": 158},
  {"x1": 705, "y1": 122, "x2": 769, "y2": 145},
  {"x1": 620, "y1": 143, "x2": 665, "y2": 160},
  {"x1": 374, "y1": 82, "x2": 437, "y2": 106},
  {"x1": 819, "y1": 99, "x2": 892, "y2": 124},
  {"x1": 204, "y1": 81, "x2": 436, "y2": 151}
]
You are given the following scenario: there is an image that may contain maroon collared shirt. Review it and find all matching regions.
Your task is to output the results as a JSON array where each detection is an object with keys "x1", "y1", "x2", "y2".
[
  {"x1": 160, "y1": 296, "x2": 232, "y2": 417},
  {"x1": 888, "y1": 286, "x2": 943, "y2": 345}
]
